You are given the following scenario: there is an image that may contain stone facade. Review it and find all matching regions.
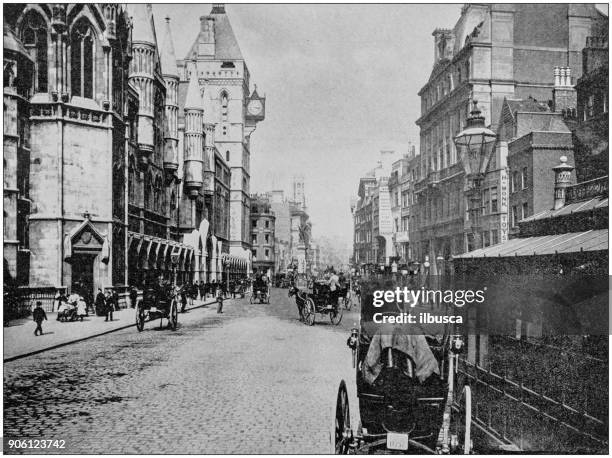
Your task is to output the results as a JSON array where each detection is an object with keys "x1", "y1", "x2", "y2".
[
  {"x1": 177, "y1": 4, "x2": 265, "y2": 256},
  {"x1": 3, "y1": 3, "x2": 261, "y2": 300}
]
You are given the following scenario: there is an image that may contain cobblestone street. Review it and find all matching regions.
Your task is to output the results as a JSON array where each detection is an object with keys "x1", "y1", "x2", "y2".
[{"x1": 4, "y1": 289, "x2": 359, "y2": 454}]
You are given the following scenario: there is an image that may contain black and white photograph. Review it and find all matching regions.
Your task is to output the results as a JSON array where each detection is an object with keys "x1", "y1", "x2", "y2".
[{"x1": 2, "y1": 2, "x2": 609, "y2": 455}]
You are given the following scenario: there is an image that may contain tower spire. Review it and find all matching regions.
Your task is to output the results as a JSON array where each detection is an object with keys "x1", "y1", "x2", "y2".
[{"x1": 160, "y1": 16, "x2": 179, "y2": 78}]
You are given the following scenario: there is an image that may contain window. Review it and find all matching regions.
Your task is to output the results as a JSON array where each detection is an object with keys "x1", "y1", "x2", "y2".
[
  {"x1": 587, "y1": 95, "x2": 595, "y2": 117},
  {"x1": 226, "y1": 150, "x2": 230, "y2": 162},
  {"x1": 482, "y1": 189, "x2": 490, "y2": 215},
  {"x1": 252, "y1": 234, "x2": 257, "y2": 245},
  {"x1": 521, "y1": 167, "x2": 528, "y2": 189},
  {"x1": 221, "y1": 91, "x2": 229, "y2": 121},
  {"x1": 490, "y1": 187, "x2": 498, "y2": 213},
  {"x1": 512, "y1": 171, "x2": 519, "y2": 193},
  {"x1": 265, "y1": 249, "x2": 269, "y2": 259},
  {"x1": 71, "y1": 19, "x2": 95, "y2": 98},
  {"x1": 252, "y1": 219, "x2": 257, "y2": 228},
  {"x1": 603, "y1": 92, "x2": 608, "y2": 113},
  {"x1": 265, "y1": 220, "x2": 269, "y2": 229},
  {"x1": 252, "y1": 249, "x2": 257, "y2": 260},
  {"x1": 265, "y1": 234, "x2": 269, "y2": 244},
  {"x1": 522, "y1": 202, "x2": 528, "y2": 220},
  {"x1": 21, "y1": 11, "x2": 48, "y2": 93},
  {"x1": 128, "y1": 159, "x2": 136, "y2": 203},
  {"x1": 491, "y1": 229, "x2": 499, "y2": 245},
  {"x1": 483, "y1": 231, "x2": 490, "y2": 248},
  {"x1": 512, "y1": 205, "x2": 518, "y2": 227}
]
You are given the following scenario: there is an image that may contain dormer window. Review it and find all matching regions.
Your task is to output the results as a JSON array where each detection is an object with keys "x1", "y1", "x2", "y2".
[{"x1": 221, "y1": 61, "x2": 235, "y2": 68}]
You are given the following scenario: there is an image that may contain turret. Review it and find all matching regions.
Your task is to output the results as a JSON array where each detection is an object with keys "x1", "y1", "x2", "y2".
[
  {"x1": 552, "y1": 156, "x2": 575, "y2": 210},
  {"x1": 128, "y1": 4, "x2": 158, "y2": 161},
  {"x1": 183, "y1": 71, "x2": 204, "y2": 199},
  {"x1": 160, "y1": 16, "x2": 179, "y2": 173}
]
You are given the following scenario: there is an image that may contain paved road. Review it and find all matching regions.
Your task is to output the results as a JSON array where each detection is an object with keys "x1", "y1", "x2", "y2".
[{"x1": 4, "y1": 288, "x2": 359, "y2": 454}]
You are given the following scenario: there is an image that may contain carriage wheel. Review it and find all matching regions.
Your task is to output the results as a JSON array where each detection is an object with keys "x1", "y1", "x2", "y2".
[
  {"x1": 304, "y1": 298, "x2": 316, "y2": 326},
  {"x1": 135, "y1": 301, "x2": 145, "y2": 332},
  {"x1": 169, "y1": 299, "x2": 178, "y2": 331},
  {"x1": 332, "y1": 380, "x2": 351, "y2": 454},
  {"x1": 330, "y1": 305, "x2": 343, "y2": 326}
]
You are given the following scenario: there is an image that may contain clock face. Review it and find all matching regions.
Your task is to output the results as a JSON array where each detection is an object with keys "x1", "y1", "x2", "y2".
[{"x1": 248, "y1": 99, "x2": 263, "y2": 116}]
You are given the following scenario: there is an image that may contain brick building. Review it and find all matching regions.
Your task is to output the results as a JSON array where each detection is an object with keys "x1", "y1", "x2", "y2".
[{"x1": 413, "y1": 4, "x2": 606, "y2": 267}]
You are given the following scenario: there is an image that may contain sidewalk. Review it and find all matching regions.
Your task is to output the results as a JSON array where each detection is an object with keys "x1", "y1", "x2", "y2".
[{"x1": 4, "y1": 298, "x2": 216, "y2": 361}]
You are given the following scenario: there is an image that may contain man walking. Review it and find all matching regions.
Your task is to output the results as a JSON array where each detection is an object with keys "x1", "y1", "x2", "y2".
[
  {"x1": 33, "y1": 301, "x2": 47, "y2": 336},
  {"x1": 104, "y1": 290, "x2": 114, "y2": 322}
]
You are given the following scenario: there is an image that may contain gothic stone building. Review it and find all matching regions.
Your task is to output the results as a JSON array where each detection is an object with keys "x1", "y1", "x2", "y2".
[{"x1": 3, "y1": 3, "x2": 262, "y2": 301}]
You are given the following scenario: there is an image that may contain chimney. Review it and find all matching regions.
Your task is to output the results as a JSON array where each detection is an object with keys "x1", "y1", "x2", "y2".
[
  {"x1": 552, "y1": 156, "x2": 574, "y2": 210},
  {"x1": 552, "y1": 66, "x2": 576, "y2": 113},
  {"x1": 198, "y1": 16, "x2": 215, "y2": 57}
]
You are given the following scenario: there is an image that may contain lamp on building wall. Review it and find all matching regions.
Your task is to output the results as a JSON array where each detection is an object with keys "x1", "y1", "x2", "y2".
[{"x1": 454, "y1": 100, "x2": 497, "y2": 251}]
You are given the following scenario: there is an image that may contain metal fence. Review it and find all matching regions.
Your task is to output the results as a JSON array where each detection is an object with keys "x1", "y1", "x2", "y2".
[{"x1": 455, "y1": 336, "x2": 608, "y2": 453}]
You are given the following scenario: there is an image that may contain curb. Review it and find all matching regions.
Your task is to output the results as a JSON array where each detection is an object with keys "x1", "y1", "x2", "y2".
[{"x1": 4, "y1": 298, "x2": 218, "y2": 363}]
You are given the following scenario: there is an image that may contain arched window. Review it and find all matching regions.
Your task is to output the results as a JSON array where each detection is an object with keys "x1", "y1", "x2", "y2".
[
  {"x1": 20, "y1": 11, "x2": 48, "y2": 92},
  {"x1": 128, "y1": 157, "x2": 136, "y2": 203},
  {"x1": 144, "y1": 172, "x2": 152, "y2": 209},
  {"x1": 226, "y1": 150, "x2": 230, "y2": 162},
  {"x1": 71, "y1": 19, "x2": 94, "y2": 98},
  {"x1": 220, "y1": 91, "x2": 229, "y2": 121}
]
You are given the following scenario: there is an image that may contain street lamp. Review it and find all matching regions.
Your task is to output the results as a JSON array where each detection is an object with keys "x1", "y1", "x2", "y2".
[{"x1": 454, "y1": 100, "x2": 497, "y2": 251}]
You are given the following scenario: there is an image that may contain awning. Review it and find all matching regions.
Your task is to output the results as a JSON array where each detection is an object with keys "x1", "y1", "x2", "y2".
[
  {"x1": 453, "y1": 229, "x2": 608, "y2": 259},
  {"x1": 521, "y1": 196, "x2": 608, "y2": 222}
]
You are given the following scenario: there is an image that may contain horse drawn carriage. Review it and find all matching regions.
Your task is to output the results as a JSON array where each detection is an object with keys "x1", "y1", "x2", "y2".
[
  {"x1": 289, "y1": 279, "x2": 344, "y2": 326},
  {"x1": 135, "y1": 284, "x2": 179, "y2": 332},
  {"x1": 250, "y1": 278, "x2": 270, "y2": 304},
  {"x1": 332, "y1": 281, "x2": 472, "y2": 454}
]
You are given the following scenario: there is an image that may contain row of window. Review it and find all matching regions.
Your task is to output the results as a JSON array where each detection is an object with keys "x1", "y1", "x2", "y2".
[
  {"x1": 251, "y1": 219, "x2": 271, "y2": 229},
  {"x1": 511, "y1": 202, "x2": 530, "y2": 228},
  {"x1": 21, "y1": 12, "x2": 97, "y2": 98},
  {"x1": 511, "y1": 168, "x2": 529, "y2": 193},
  {"x1": 252, "y1": 233, "x2": 271, "y2": 245},
  {"x1": 252, "y1": 248, "x2": 270, "y2": 260},
  {"x1": 422, "y1": 60, "x2": 470, "y2": 113}
]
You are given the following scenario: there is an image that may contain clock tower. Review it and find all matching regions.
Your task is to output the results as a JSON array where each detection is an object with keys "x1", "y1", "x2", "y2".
[{"x1": 179, "y1": 4, "x2": 266, "y2": 257}]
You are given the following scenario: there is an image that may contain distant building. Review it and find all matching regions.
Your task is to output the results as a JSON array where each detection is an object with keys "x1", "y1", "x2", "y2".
[{"x1": 250, "y1": 194, "x2": 275, "y2": 276}]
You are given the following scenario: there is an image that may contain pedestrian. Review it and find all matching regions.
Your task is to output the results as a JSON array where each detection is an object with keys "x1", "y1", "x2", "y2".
[
  {"x1": 76, "y1": 296, "x2": 87, "y2": 321},
  {"x1": 216, "y1": 290, "x2": 224, "y2": 314},
  {"x1": 180, "y1": 287, "x2": 188, "y2": 313},
  {"x1": 33, "y1": 301, "x2": 47, "y2": 336},
  {"x1": 104, "y1": 290, "x2": 114, "y2": 322},
  {"x1": 199, "y1": 281, "x2": 205, "y2": 301},
  {"x1": 129, "y1": 286, "x2": 138, "y2": 309},
  {"x1": 112, "y1": 289, "x2": 120, "y2": 312},
  {"x1": 95, "y1": 288, "x2": 106, "y2": 316}
]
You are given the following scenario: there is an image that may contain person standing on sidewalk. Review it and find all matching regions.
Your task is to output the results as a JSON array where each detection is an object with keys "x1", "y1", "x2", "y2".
[
  {"x1": 33, "y1": 301, "x2": 47, "y2": 336},
  {"x1": 95, "y1": 288, "x2": 106, "y2": 316},
  {"x1": 104, "y1": 290, "x2": 114, "y2": 322},
  {"x1": 129, "y1": 286, "x2": 138, "y2": 309}
]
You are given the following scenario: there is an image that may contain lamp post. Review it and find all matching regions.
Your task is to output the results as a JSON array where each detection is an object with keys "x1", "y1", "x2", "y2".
[{"x1": 454, "y1": 100, "x2": 497, "y2": 251}]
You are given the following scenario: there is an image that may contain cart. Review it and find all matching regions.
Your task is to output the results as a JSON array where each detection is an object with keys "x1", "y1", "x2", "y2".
[
  {"x1": 332, "y1": 287, "x2": 472, "y2": 454},
  {"x1": 135, "y1": 286, "x2": 178, "y2": 332},
  {"x1": 296, "y1": 280, "x2": 343, "y2": 326}
]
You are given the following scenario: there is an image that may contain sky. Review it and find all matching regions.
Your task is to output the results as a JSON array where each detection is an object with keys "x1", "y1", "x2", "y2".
[{"x1": 150, "y1": 3, "x2": 606, "y2": 246}]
